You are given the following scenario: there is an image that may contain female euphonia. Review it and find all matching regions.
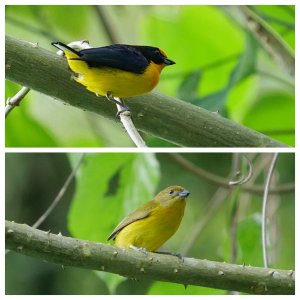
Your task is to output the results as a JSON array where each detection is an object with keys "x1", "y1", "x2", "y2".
[{"x1": 108, "y1": 186, "x2": 190, "y2": 253}]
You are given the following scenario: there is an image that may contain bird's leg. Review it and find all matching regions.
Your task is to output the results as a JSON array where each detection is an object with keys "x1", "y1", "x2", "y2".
[
  {"x1": 106, "y1": 92, "x2": 131, "y2": 117},
  {"x1": 129, "y1": 245, "x2": 148, "y2": 255}
]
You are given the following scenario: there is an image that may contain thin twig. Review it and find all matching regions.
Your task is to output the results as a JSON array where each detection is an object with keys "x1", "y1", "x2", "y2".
[
  {"x1": 250, "y1": 8, "x2": 295, "y2": 30},
  {"x1": 5, "y1": 154, "x2": 85, "y2": 255},
  {"x1": 169, "y1": 154, "x2": 294, "y2": 195},
  {"x1": 6, "y1": 16, "x2": 58, "y2": 40},
  {"x1": 93, "y1": 5, "x2": 120, "y2": 44},
  {"x1": 229, "y1": 154, "x2": 253, "y2": 185},
  {"x1": 262, "y1": 153, "x2": 279, "y2": 268},
  {"x1": 5, "y1": 86, "x2": 31, "y2": 118},
  {"x1": 163, "y1": 52, "x2": 241, "y2": 80},
  {"x1": 115, "y1": 98, "x2": 147, "y2": 147},
  {"x1": 228, "y1": 153, "x2": 243, "y2": 267},
  {"x1": 257, "y1": 69, "x2": 294, "y2": 88},
  {"x1": 32, "y1": 153, "x2": 85, "y2": 228}
]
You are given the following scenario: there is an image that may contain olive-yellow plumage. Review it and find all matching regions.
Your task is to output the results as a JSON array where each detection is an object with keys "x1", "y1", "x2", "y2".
[{"x1": 107, "y1": 186, "x2": 190, "y2": 252}]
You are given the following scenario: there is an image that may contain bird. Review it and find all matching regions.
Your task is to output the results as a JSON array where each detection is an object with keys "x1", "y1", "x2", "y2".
[
  {"x1": 51, "y1": 42, "x2": 175, "y2": 112},
  {"x1": 107, "y1": 186, "x2": 190, "y2": 253}
]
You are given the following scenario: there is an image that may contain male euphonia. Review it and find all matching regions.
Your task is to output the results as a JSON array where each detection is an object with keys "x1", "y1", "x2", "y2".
[
  {"x1": 108, "y1": 186, "x2": 190, "y2": 253},
  {"x1": 52, "y1": 42, "x2": 175, "y2": 111}
]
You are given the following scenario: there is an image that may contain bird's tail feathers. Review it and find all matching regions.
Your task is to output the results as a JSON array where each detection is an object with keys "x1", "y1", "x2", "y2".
[{"x1": 51, "y1": 42, "x2": 81, "y2": 56}]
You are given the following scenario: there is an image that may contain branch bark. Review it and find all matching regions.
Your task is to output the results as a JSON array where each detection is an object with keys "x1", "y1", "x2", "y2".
[
  {"x1": 5, "y1": 220, "x2": 294, "y2": 295},
  {"x1": 5, "y1": 34, "x2": 286, "y2": 147}
]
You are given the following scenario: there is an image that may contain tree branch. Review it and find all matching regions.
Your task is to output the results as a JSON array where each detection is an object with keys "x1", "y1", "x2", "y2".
[
  {"x1": 262, "y1": 153, "x2": 279, "y2": 268},
  {"x1": 238, "y1": 6, "x2": 295, "y2": 78},
  {"x1": 5, "y1": 220, "x2": 294, "y2": 295},
  {"x1": 115, "y1": 100, "x2": 147, "y2": 147},
  {"x1": 5, "y1": 34, "x2": 287, "y2": 147},
  {"x1": 168, "y1": 153, "x2": 294, "y2": 194},
  {"x1": 93, "y1": 5, "x2": 120, "y2": 44},
  {"x1": 5, "y1": 86, "x2": 31, "y2": 118}
]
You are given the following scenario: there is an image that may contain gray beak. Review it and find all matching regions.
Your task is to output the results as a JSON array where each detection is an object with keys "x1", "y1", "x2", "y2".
[{"x1": 178, "y1": 190, "x2": 190, "y2": 198}]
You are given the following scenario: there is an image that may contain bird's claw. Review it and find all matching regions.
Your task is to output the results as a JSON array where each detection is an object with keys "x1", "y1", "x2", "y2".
[{"x1": 117, "y1": 108, "x2": 131, "y2": 118}]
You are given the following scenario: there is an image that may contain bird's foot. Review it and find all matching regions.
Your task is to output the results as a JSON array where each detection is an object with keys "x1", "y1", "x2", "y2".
[
  {"x1": 116, "y1": 107, "x2": 131, "y2": 118},
  {"x1": 106, "y1": 92, "x2": 131, "y2": 118}
]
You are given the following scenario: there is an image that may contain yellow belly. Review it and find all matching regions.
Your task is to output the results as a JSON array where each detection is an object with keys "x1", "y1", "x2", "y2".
[
  {"x1": 115, "y1": 200, "x2": 186, "y2": 252},
  {"x1": 64, "y1": 50, "x2": 162, "y2": 98}
]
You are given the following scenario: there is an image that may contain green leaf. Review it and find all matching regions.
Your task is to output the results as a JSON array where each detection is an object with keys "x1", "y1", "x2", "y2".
[
  {"x1": 120, "y1": 153, "x2": 161, "y2": 215},
  {"x1": 177, "y1": 70, "x2": 201, "y2": 101},
  {"x1": 242, "y1": 91, "x2": 295, "y2": 146},
  {"x1": 237, "y1": 213, "x2": 263, "y2": 266},
  {"x1": 142, "y1": 6, "x2": 244, "y2": 97},
  {"x1": 228, "y1": 30, "x2": 258, "y2": 88},
  {"x1": 68, "y1": 153, "x2": 133, "y2": 242},
  {"x1": 193, "y1": 89, "x2": 228, "y2": 115},
  {"x1": 193, "y1": 30, "x2": 258, "y2": 113}
]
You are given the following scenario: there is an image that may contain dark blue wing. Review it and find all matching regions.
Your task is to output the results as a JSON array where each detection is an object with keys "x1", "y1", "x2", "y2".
[{"x1": 76, "y1": 44, "x2": 149, "y2": 74}]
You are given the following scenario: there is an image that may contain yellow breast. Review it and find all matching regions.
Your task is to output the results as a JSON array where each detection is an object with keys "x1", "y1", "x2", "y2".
[{"x1": 115, "y1": 199, "x2": 186, "y2": 252}]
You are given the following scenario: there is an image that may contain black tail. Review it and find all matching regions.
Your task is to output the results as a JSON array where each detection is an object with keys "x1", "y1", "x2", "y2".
[{"x1": 51, "y1": 42, "x2": 81, "y2": 56}]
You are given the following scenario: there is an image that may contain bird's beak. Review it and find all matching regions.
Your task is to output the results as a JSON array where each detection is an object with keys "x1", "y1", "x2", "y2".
[
  {"x1": 163, "y1": 58, "x2": 175, "y2": 65},
  {"x1": 178, "y1": 190, "x2": 190, "y2": 198}
]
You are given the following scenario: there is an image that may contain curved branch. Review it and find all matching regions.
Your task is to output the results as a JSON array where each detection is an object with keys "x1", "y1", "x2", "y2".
[
  {"x1": 5, "y1": 34, "x2": 286, "y2": 147},
  {"x1": 229, "y1": 154, "x2": 253, "y2": 185},
  {"x1": 5, "y1": 220, "x2": 294, "y2": 295},
  {"x1": 169, "y1": 154, "x2": 294, "y2": 194}
]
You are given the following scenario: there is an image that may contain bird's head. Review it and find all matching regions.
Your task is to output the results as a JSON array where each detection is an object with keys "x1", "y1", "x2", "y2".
[
  {"x1": 135, "y1": 46, "x2": 175, "y2": 67},
  {"x1": 154, "y1": 185, "x2": 190, "y2": 206}
]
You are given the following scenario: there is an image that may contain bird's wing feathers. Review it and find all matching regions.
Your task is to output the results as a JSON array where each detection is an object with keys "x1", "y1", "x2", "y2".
[
  {"x1": 75, "y1": 45, "x2": 149, "y2": 74},
  {"x1": 107, "y1": 201, "x2": 157, "y2": 241}
]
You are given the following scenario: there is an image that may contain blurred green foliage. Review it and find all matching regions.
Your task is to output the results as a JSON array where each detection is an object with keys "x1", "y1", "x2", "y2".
[
  {"x1": 5, "y1": 153, "x2": 295, "y2": 294},
  {"x1": 5, "y1": 5, "x2": 295, "y2": 147}
]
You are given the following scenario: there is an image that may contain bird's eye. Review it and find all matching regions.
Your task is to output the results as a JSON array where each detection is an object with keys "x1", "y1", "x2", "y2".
[{"x1": 169, "y1": 190, "x2": 174, "y2": 195}]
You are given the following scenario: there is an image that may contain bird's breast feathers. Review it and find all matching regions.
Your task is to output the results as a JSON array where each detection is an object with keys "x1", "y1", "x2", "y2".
[{"x1": 71, "y1": 61, "x2": 162, "y2": 98}]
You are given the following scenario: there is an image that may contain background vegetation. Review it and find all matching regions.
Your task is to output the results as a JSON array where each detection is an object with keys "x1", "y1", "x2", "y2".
[
  {"x1": 5, "y1": 5, "x2": 295, "y2": 147},
  {"x1": 5, "y1": 152, "x2": 295, "y2": 294}
]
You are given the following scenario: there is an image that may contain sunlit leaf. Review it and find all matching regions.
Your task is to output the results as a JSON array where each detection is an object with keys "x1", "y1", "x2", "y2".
[{"x1": 242, "y1": 92, "x2": 295, "y2": 146}]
